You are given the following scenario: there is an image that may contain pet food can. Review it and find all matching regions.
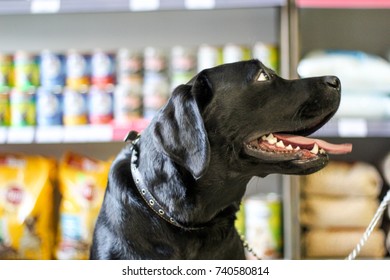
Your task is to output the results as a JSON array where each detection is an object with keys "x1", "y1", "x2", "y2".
[
  {"x1": 223, "y1": 44, "x2": 251, "y2": 64},
  {"x1": 144, "y1": 47, "x2": 167, "y2": 75},
  {"x1": 91, "y1": 49, "x2": 115, "y2": 88},
  {"x1": 36, "y1": 86, "x2": 63, "y2": 126},
  {"x1": 244, "y1": 193, "x2": 282, "y2": 259},
  {"x1": 116, "y1": 48, "x2": 143, "y2": 85},
  {"x1": 0, "y1": 53, "x2": 13, "y2": 88},
  {"x1": 66, "y1": 50, "x2": 90, "y2": 90},
  {"x1": 0, "y1": 87, "x2": 10, "y2": 126},
  {"x1": 143, "y1": 47, "x2": 169, "y2": 120},
  {"x1": 114, "y1": 84, "x2": 143, "y2": 124},
  {"x1": 39, "y1": 50, "x2": 66, "y2": 88},
  {"x1": 170, "y1": 46, "x2": 197, "y2": 90},
  {"x1": 10, "y1": 87, "x2": 36, "y2": 126},
  {"x1": 143, "y1": 79, "x2": 169, "y2": 120},
  {"x1": 88, "y1": 85, "x2": 114, "y2": 124},
  {"x1": 235, "y1": 202, "x2": 246, "y2": 237},
  {"x1": 197, "y1": 44, "x2": 223, "y2": 72},
  {"x1": 63, "y1": 87, "x2": 88, "y2": 125},
  {"x1": 14, "y1": 51, "x2": 39, "y2": 90},
  {"x1": 252, "y1": 43, "x2": 279, "y2": 73}
]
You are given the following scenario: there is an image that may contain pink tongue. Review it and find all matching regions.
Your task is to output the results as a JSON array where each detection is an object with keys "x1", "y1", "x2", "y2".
[{"x1": 275, "y1": 134, "x2": 352, "y2": 154}]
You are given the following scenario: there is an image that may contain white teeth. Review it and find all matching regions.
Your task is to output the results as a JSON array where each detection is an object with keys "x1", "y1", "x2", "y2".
[
  {"x1": 260, "y1": 134, "x2": 314, "y2": 154},
  {"x1": 310, "y1": 143, "x2": 319, "y2": 154},
  {"x1": 320, "y1": 148, "x2": 326, "y2": 154},
  {"x1": 276, "y1": 141, "x2": 285, "y2": 148},
  {"x1": 266, "y1": 133, "x2": 277, "y2": 144}
]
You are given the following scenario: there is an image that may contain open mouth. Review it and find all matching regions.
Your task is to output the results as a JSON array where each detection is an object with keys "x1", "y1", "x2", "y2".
[{"x1": 244, "y1": 133, "x2": 352, "y2": 162}]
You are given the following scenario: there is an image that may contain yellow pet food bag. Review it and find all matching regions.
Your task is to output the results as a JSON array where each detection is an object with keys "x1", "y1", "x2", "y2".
[
  {"x1": 56, "y1": 152, "x2": 110, "y2": 260},
  {"x1": 0, "y1": 154, "x2": 55, "y2": 259}
]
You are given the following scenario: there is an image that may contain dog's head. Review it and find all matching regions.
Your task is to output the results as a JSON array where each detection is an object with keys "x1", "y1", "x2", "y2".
[{"x1": 152, "y1": 59, "x2": 351, "y2": 179}]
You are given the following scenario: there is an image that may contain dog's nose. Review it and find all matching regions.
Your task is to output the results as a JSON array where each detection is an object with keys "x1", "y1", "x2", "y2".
[{"x1": 325, "y1": 76, "x2": 341, "y2": 91}]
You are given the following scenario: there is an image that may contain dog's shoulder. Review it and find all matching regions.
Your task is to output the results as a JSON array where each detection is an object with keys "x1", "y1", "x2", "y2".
[
  {"x1": 108, "y1": 144, "x2": 133, "y2": 191},
  {"x1": 91, "y1": 144, "x2": 148, "y2": 259}
]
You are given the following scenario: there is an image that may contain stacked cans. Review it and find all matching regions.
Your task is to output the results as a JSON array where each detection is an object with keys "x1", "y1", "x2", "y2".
[
  {"x1": 252, "y1": 42, "x2": 279, "y2": 73},
  {"x1": 0, "y1": 88, "x2": 9, "y2": 126},
  {"x1": 10, "y1": 51, "x2": 39, "y2": 126},
  {"x1": 170, "y1": 46, "x2": 197, "y2": 90},
  {"x1": 64, "y1": 49, "x2": 115, "y2": 125},
  {"x1": 114, "y1": 49, "x2": 144, "y2": 124},
  {"x1": 0, "y1": 54, "x2": 12, "y2": 126},
  {"x1": 223, "y1": 44, "x2": 251, "y2": 64},
  {"x1": 88, "y1": 49, "x2": 115, "y2": 125},
  {"x1": 0, "y1": 42, "x2": 279, "y2": 128},
  {"x1": 37, "y1": 50, "x2": 65, "y2": 126},
  {"x1": 142, "y1": 47, "x2": 170, "y2": 120},
  {"x1": 197, "y1": 44, "x2": 223, "y2": 72},
  {"x1": 62, "y1": 50, "x2": 87, "y2": 125},
  {"x1": 244, "y1": 193, "x2": 283, "y2": 259},
  {"x1": 39, "y1": 49, "x2": 116, "y2": 126}
]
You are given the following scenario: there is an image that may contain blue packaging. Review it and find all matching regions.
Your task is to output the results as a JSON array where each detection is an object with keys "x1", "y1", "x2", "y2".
[
  {"x1": 66, "y1": 50, "x2": 91, "y2": 90},
  {"x1": 39, "y1": 50, "x2": 66, "y2": 88},
  {"x1": 36, "y1": 86, "x2": 63, "y2": 126},
  {"x1": 91, "y1": 49, "x2": 116, "y2": 87},
  {"x1": 88, "y1": 85, "x2": 113, "y2": 124},
  {"x1": 63, "y1": 87, "x2": 88, "y2": 125}
]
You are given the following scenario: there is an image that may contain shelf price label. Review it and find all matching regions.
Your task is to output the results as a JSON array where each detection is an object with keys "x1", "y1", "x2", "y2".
[
  {"x1": 338, "y1": 118, "x2": 368, "y2": 137},
  {"x1": 64, "y1": 125, "x2": 112, "y2": 143},
  {"x1": 129, "y1": 0, "x2": 160, "y2": 11},
  {"x1": 31, "y1": 0, "x2": 60, "y2": 14},
  {"x1": 36, "y1": 126, "x2": 64, "y2": 143},
  {"x1": 7, "y1": 127, "x2": 35, "y2": 144},
  {"x1": 185, "y1": 0, "x2": 215, "y2": 9}
]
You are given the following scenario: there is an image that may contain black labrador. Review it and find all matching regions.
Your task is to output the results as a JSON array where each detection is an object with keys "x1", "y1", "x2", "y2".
[{"x1": 90, "y1": 59, "x2": 351, "y2": 259}]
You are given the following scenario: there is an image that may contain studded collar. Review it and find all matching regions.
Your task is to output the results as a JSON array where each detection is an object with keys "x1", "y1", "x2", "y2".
[
  {"x1": 128, "y1": 135, "x2": 205, "y2": 231},
  {"x1": 125, "y1": 132, "x2": 261, "y2": 258}
]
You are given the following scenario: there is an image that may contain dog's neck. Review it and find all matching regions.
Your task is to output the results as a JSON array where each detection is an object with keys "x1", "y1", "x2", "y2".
[
  {"x1": 135, "y1": 136, "x2": 247, "y2": 228},
  {"x1": 131, "y1": 141, "x2": 207, "y2": 231}
]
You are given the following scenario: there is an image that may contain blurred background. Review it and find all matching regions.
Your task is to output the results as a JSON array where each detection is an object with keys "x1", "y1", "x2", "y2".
[{"x1": 0, "y1": 0, "x2": 389, "y2": 260}]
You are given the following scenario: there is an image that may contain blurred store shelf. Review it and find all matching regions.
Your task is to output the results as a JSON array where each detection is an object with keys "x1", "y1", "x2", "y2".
[
  {"x1": 0, "y1": 0, "x2": 286, "y2": 15},
  {"x1": 296, "y1": 0, "x2": 390, "y2": 9},
  {"x1": 313, "y1": 119, "x2": 390, "y2": 138},
  {"x1": 0, "y1": 119, "x2": 150, "y2": 144},
  {"x1": 2, "y1": 118, "x2": 390, "y2": 145}
]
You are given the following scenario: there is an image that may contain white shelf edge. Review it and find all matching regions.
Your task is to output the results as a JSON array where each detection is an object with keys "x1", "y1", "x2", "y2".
[
  {"x1": 1, "y1": 118, "x2": 389, "y2": 145},
  {"x1": 2, "y1": 120, "x2": 150, "y2": 144},
  {"x1": 0, "y1": 0, "x2": 286, "y2": 15}
]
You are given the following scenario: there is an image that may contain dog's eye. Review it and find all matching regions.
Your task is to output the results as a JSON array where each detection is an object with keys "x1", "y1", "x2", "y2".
[{"x1": 257, "y1": 71, "x2": 269, "y2": 82}]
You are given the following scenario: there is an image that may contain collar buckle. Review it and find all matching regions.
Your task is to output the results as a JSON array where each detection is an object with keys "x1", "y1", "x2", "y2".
[{"x1": 124, "y1": 130, "x2": 140, "y2": 143}]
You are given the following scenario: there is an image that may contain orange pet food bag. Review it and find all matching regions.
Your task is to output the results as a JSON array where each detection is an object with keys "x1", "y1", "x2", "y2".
[
  {"x1": 56, "y1": 152, "x2": 110, "y2": 260},
  {"x1": 0, "y1": 154, "x2": 55, "y2": 259}
]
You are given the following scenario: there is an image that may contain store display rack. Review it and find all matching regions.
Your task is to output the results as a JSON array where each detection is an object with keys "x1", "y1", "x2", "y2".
[
  {"x1": 0, "y1": 0, "x2": 286, "y2": 14},
  {"x1": 2, "y1": 117, "x2": 389, "y2": 145},
  {"x1": 0, "y1": 0, "x2": 389, "y2": 260},
  {"x1": 313, "y1": 119, "x2": 390, "y2": 138},
  {"x1": 0, "y1": 121, "x2": 149, "y2": 144},
  {"x1": 296, "y1": 0, "x2": 390, "y2": 8},
  {"x1": 286, "y1": 0, "x2": 390, "y2": 259},
  {"x1": 0, "y1": 0, "x2": 289, "y2": 261}
]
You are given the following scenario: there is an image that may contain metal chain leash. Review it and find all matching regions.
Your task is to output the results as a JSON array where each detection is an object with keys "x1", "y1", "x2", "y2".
[
  {"x1": 239, "y1": 234, "x2": 262, "y2": 260},
  {"x1": 346, "y1": 190, "x2": 390, "y2": 260}
]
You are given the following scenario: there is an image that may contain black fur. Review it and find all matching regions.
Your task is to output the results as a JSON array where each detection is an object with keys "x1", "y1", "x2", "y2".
[{"x1": 90, "y1": 59, "x2": 341, "y2": 259}]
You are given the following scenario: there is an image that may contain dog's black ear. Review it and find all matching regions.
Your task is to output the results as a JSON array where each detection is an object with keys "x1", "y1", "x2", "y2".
[
  {"x1": 153, "y1": 84, "x2": 210, "y2": 179},
  {"x1": 187, "y1": 70, "x2": 213, "y2": 111}
]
